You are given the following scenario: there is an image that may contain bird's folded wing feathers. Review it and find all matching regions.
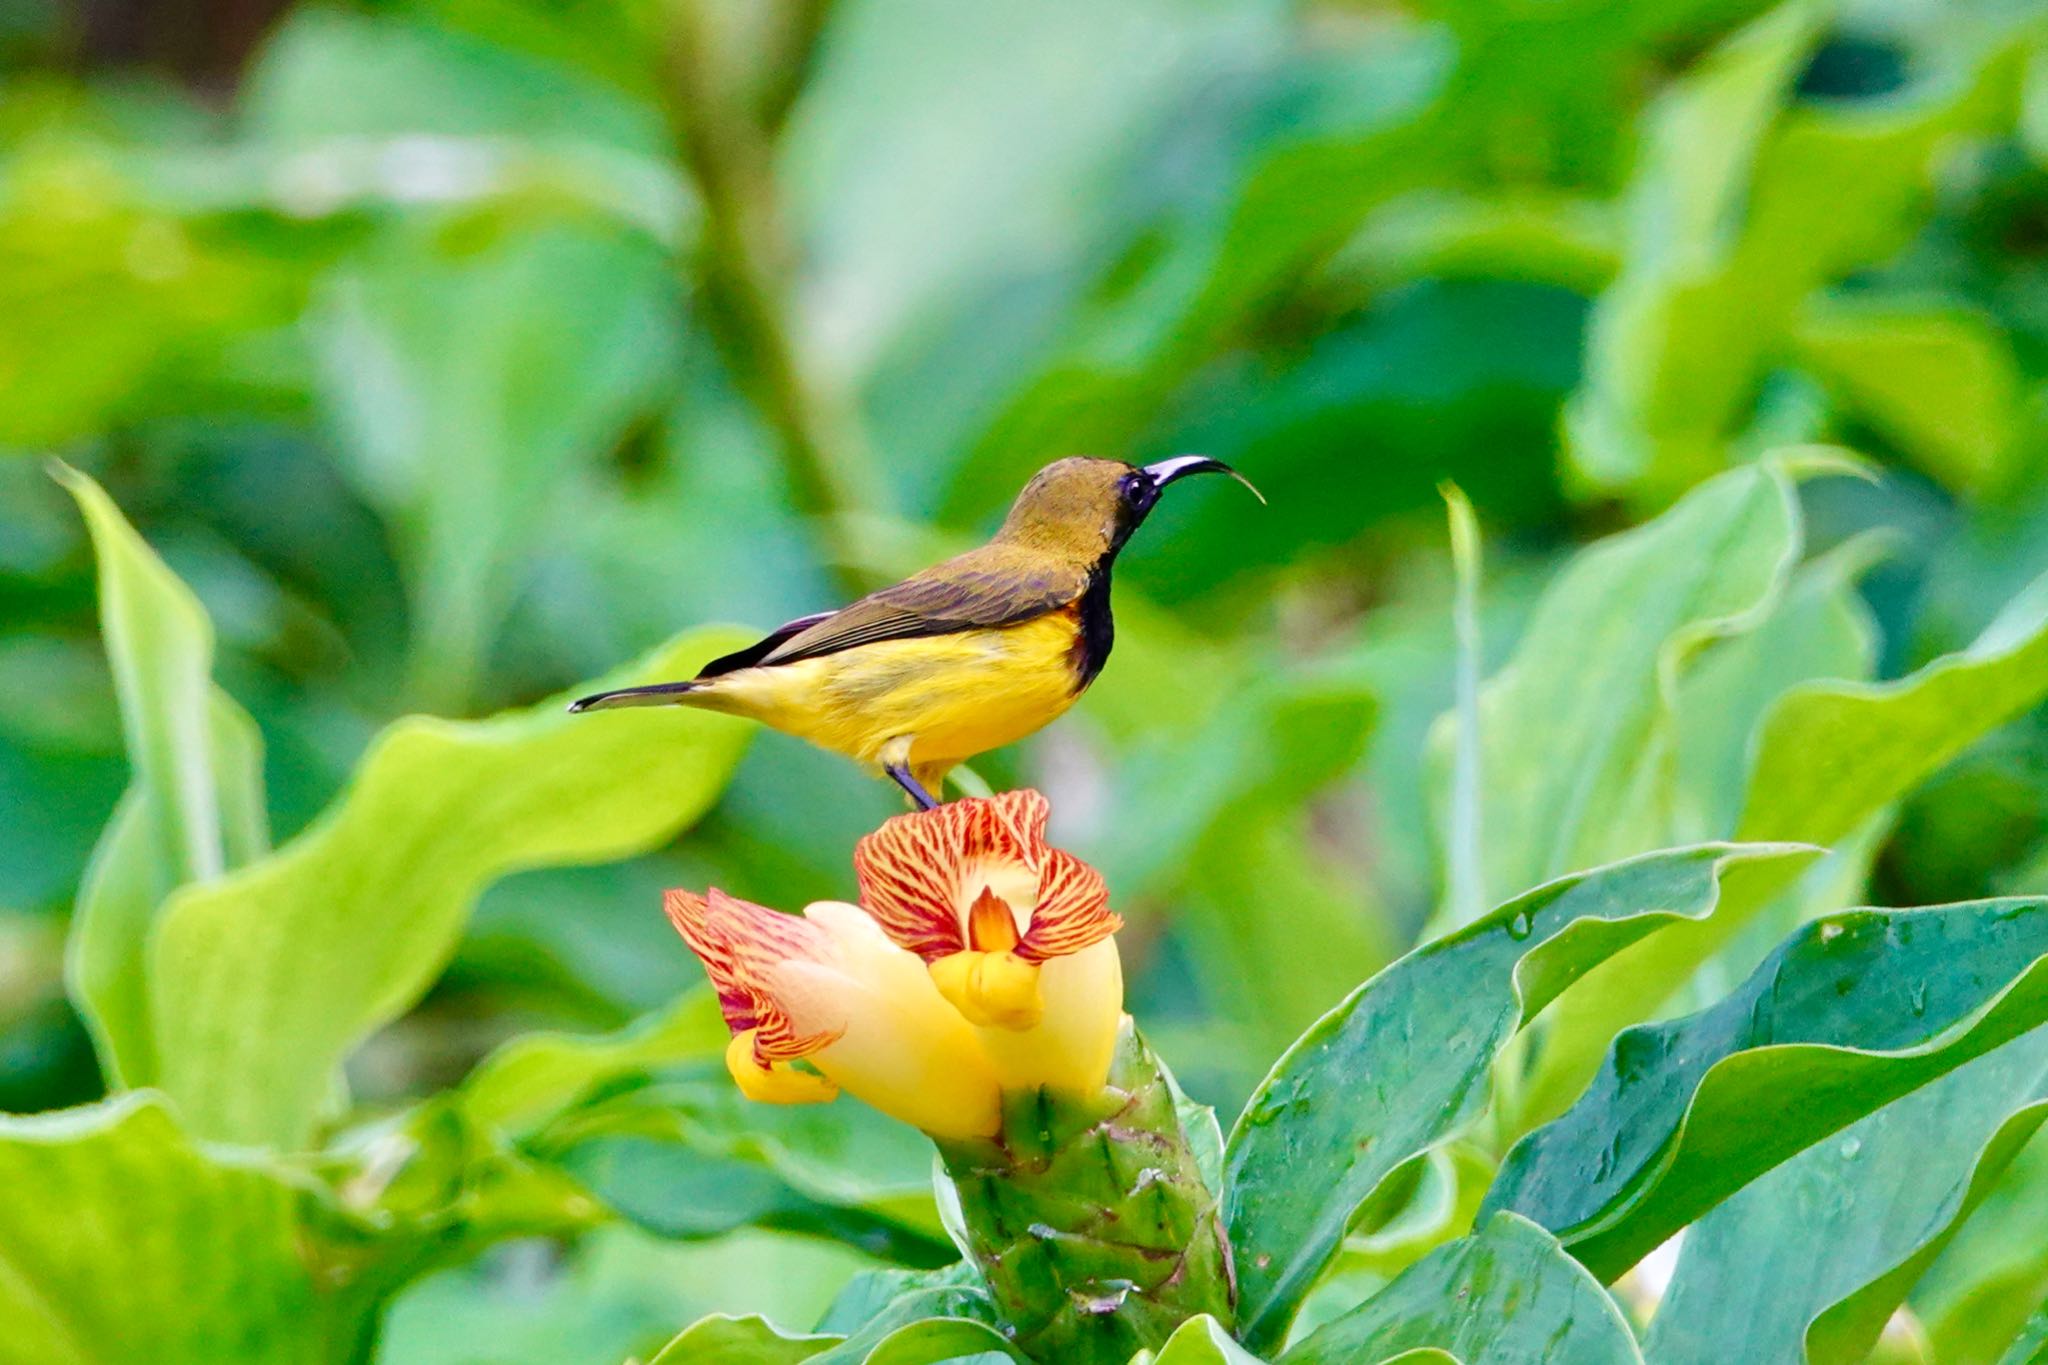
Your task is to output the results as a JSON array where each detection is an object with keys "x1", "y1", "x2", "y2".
[{"x1": 738, "y1": 551, "x2": 1088, "y2": 672}]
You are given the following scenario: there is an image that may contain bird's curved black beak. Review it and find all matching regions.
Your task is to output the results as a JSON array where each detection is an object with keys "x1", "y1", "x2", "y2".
[{"x1": 1141, "y1": 455, "x2": 1266, "y2": 504}]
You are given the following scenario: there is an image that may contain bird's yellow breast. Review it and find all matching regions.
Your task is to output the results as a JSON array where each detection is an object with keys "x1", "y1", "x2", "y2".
[{"x1": 691, "y1": 611, "x2": 1088, "y2": 773}]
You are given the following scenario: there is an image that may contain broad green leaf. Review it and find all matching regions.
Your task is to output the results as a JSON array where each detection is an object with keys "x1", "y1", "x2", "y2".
[
  {"x1": 148, "y1": 625, "x2": 754, "y2": 1148},
  {"x1": 1646, "y1": 1026, "x2": 2048, "y2": 1364},
  {"x1": 1488, "y1": 899, "x2": 2048, "y2": 1280},
  {"x1": 1793, "y1": 298, "x2": 2022, "y2": 494},
  {"x1": 459, "y1": 989, "x2": 728, "y2": 1138},
  {"x1": 799, "y1": 1286, "x2": 1018, "y2": 1364},
  {"x1": 1222, "y1": 843, "x2": 1810, "y2": 1352},
  {"x1": 1144, "y1": 1315, "x2": 1266, "y2": 1364},
  {"x1": 1427, "y1": 461, "x2": 1800, "y2": 928},
  {"x1": 1918, "y1": 1130, "x2": 2048, "y2": 1364},
  {"x1": 647, "y1": 1314, "x2": 840, "y2": 1365},
  {"x1": 1279, "y1": 1213, "x2": 1641, "y2": 1365},
  {"x1": 0, "y1": 1093, "x2": 405, "y2": 1365},
  {"x1": 56, "y1": 464, "x2": 271, "y2": 1087},
  {"x1": 1521, "y1": 562, "x2": 2048, "y2": 1128}
]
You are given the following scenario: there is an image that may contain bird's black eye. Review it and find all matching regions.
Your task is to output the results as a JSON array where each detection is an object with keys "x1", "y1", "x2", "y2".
[{"x1": 1119, "y1": 473, "x2": 1153, "y2": 509}]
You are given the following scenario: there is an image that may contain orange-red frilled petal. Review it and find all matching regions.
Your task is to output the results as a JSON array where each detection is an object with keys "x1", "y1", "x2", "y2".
[
  {"x1": 1015, "y1": 847, "x2": 1119, "y2": 962},
  {"x1": 663, "y1": 888, "x2": 844, "y2": 1065},
  {"x1": 852, "y1": 804, "x2": 976, "y2": 959}
]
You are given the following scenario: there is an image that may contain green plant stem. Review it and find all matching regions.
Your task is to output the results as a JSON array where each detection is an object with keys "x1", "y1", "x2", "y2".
[
  {"x1": 934, "y1": 1024, "x2": 1236, "y2": 1363},
  {"x1": 661, "y1": 0, "x2": 881, "y2": 598}
]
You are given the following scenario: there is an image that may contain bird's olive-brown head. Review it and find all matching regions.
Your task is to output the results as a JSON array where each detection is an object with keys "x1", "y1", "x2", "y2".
[{"x1": 992, "y1": 455, "x2": 1261, "y2": 563}]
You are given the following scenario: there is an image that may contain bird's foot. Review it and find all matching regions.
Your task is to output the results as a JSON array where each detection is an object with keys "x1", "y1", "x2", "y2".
[{"x1": 885, "y1": 763, "x2": 940, "y2": 811}]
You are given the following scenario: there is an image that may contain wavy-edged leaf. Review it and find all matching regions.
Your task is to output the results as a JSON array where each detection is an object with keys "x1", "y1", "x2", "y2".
[
  {"x1": 1522, "y1": 562, "x2": 2048, "y2": 1127},
  {"x1": 1428, "y1": 460, "x2": 1801, "y2": 929},
  {"x1": 1147, "y1": 1314, "x2": 1267, "y2": 1363},
  {"x1": 647, "y1": 1313, "x2": 840, "y2": 1365},
  {"x1": 149, "y1": 625, "x2": 754, "y2": 1147},
  {"x1": 0, "y1": 1093, "x2": 403, "y2": 1365},
  {"x1": 1646, "y1": 1026, "x2": 2048, "y2": 1364},
  {"x1": 56, "y1": 465, "x2": 271, "y2": 1086},
  {"x1": 1279, "y1": 1213, "x2": 1641, "y2": 1365},
  {"x1": 459, "y1": 989, "x2": 728, "y2": 1138},
  {"x1": 1489, "y1": 899, "x2": 2048, "y2": 1280},
  {"x1": 1222, "y1": 843, "x2": 1812, "y2": 1351}
]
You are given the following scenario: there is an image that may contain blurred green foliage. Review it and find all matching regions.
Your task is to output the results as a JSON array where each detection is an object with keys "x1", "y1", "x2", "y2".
[{"x1": 8, "y1": 0, "x2": 2048, "y2": 1359}]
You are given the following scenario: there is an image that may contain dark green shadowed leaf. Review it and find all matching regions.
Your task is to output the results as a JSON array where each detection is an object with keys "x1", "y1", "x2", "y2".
[
  {"x1": 1279, "y1": 1213, "x2": 1641, "y2": 1365},
  {"x1": 1488, "y1": 899, "x2": 2048, "y2": 1281},
  {"x1": 1645, "y1": 1026, "x2": 2048, "y2": 1365},
  {"x1": 1223, "y1": 843, "x2": 1811, "y2": 1352},
  {"x1": 148, "y1": 625, "x2": 755, "y2": 1148},
  {"x1": 56, "y1": 465, "x2": 272, "y2": 1088}
]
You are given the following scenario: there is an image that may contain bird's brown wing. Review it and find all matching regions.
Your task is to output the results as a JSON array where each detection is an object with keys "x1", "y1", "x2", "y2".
[{"x1": 736, "y1": 547, "x2": 1088, "y2": 671}]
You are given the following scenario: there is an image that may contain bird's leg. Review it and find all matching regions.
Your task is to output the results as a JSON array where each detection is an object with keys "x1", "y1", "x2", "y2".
[
  {"x1": 885, "y1": 763, "x2": 940, "y2": 810},
  {"x1": 879, "y1": 736, "x2": 940, "y2": 810}
]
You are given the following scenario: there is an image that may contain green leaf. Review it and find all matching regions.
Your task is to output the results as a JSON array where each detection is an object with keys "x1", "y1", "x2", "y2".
[
  {"x1": 1427, "y1": 461, "x2": 1800, "y2": 929},
  {"x1": 1488, "y1": 899, "x2": 2048, "y2": 1280},
  {"x1": 1793, "y1": 297, "x2": 2022, "y2": 494},
  {"x1": 1998, "y1": 1304, "x2": 2048, "y2": 1365},
  {"x1": 1279, "y1": 1213, "x2": 1641, "y2": 1365},
  {"x1": 0, "y1": 1093, "x2": 404, "y2": 1365},
  {"x1": 148, "y1": 625, "x2": 754, "y2": 1148},
  {"x1": 1917, "y1": 1130, "x2": 2048, "y2": 1364},
  {"x1": 458, "y1": 989, "x2": 729, "y2": 1138},
  {"x1": 1645, "y1": 1026, "x2": 2048, "y2": 1364},
  {"x1": 647, "y1": 1314, "x2": 840, "y2": 1365},
  {"x1": 798, "y1": 1286, "x2": 1019, "y2": 1364},
  {"x1": 1222, "y1": 842, "x2": 1811, "y2": 1352},
  {"x1": 1145, "y1": 1315, "x2": 1266, "y2": 1364},
  {"x1": 55, "y1": 463, "x2": 271, "y2": 1088},
  {"x1": 815, "y1": 1263, "x2": 982, "y2": 1336},
  {"x1": 1520, "y1": 561, "x2": 2048, "y2": 1129}
]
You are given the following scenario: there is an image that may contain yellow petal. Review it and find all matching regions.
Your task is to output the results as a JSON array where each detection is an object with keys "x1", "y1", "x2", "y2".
[
  {"x1": 930, "y1": 950, "x2": 1045, "y2": 1029},
  {"x1": 975, "y1": 937, "x2": 1123, "y2": 1095},
  {"x1": 725, "y1": 1031, "x2": 838, "y2": 1105},
  {"x1": 794, "y1": 902, "x2": 1003, "y2": 1139}
]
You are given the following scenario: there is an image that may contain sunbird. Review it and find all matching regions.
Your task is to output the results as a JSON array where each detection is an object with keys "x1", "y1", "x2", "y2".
[{"x1": 569, "y1": 456, "x2": 1261, "y2": 808}]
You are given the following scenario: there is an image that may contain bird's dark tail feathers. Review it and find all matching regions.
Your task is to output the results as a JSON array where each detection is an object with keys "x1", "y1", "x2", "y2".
[{"x1": 566, "y1": 681, "x2": 703, "y2": 713}]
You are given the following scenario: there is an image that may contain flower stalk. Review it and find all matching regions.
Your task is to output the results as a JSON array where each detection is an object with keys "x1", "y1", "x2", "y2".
[{"x1": 934, "y1": 1021, "x2": 1236, "y2": 1363}]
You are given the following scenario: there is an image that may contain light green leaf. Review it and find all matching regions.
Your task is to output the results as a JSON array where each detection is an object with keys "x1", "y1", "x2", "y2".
[
  {"x1": 647, "y1": 1314, "x2": 840, "y2": 1365},
  {"x1": 1222, "y1": 842, "x2": 1811, "y2": 1352},
  {"x1": 800, "y1": 1286, "x2": 1019, "y2": 1364},
  {"x1": 1143, "y1": 1314, "x2": 1266, "y2": 1364},
  {"x1": 1918, "y1": 1130, "x2": 2048, "y2": 1364},
  {"x1": 1489, "y1": 899, "x2": 2048, "y2": 1281},
  {"x1": 1428, "y1": 461, "x2": 1800, "y2": 930},
  {"x1": 815, "y1": 1264, "x2": 982, "y2": 1336},
  {"x1": 1279, "y1": 1213, "x2": 1641, "y2": 1365},
  {"x1": 1793, "y1": 297, "x2": 2021, "y2": 493},
  {"x1": 1646, "y1": 1026, "x2": 2048, "y2": 1364},
  {"x1": 459, "y1": 989, "x2": 728, "y2": 1138},
  {"x1": 0, "y1": 1093, "x2": 401, "y2": 1365},
  {"x1": 1998, "y1": 1303, "x2": 2048, "y2": 1365},
  {"x1": 55, "y1": 463, "x2": 271, "y2": 1087},
  {"x1": 1521, "y1": 561, "x2": 2048, "y2": 1129},
  {"x1": 149, "y1": 625, "x2": 754, "y2": 1148}
]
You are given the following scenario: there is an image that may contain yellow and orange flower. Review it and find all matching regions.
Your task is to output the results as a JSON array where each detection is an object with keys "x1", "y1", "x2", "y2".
[
  {"x1": 664, "y1": 791, "x2": 1127, "y2": 1134},
  {"x1": 665, "y1": 889, "x2": 1001, "y2": 1138},
  {"x1": 855, "y1": 790, "x2": 1124, "y2": 1095}
]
